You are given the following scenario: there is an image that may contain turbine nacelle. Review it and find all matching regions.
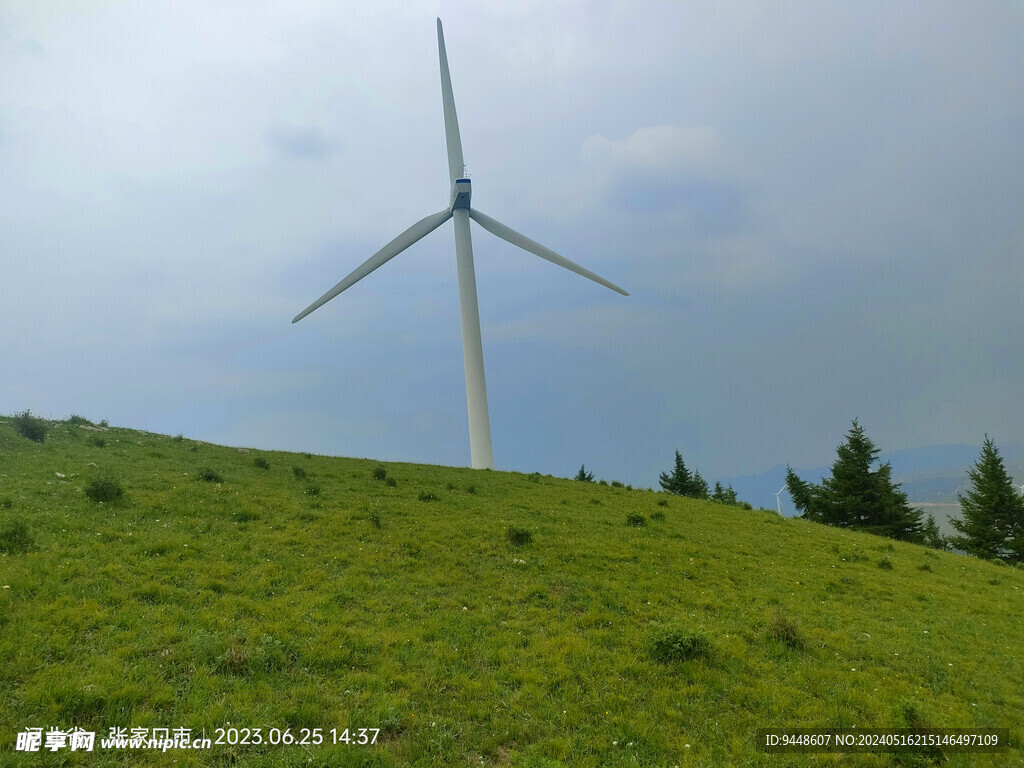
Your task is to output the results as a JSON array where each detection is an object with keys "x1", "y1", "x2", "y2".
[{"x1": 449, "y1": 178, "x2": 471, "y2": 211}]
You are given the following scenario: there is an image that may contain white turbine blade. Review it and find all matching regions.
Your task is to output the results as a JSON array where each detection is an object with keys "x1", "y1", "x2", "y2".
[
  {"x1": 292, "y1": 209, "x2": 452, "y2": 323},
  {"x1": 437, "y1": 18, "x2": 465, "y2": 184},
  {"x1": 469, "y1": 208, "x2": 629, "y2": 296}
]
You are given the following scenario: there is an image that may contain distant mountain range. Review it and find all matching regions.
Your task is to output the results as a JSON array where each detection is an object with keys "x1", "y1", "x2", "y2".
[{"x1": 721, "y1": 441, "x2": 1024, "y2": 515}]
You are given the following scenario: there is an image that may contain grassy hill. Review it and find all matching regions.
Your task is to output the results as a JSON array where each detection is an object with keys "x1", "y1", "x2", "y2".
[{"x1": 1, "y1": 416, "x2": 1022, "y2": 767}]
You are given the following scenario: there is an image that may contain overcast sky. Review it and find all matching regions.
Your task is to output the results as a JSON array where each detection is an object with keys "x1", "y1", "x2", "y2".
[{"x1": 2, "y1": 1, "x2": 1022, "y2": 488}]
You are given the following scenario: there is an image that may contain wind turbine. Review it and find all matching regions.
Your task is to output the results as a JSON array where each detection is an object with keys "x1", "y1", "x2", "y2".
[
  {"x1": 774, "y1": 486, "x2": 785, "y2": 515},
  {"x1": 292, "y1": 19, "x2": 627, "y2": 470}
]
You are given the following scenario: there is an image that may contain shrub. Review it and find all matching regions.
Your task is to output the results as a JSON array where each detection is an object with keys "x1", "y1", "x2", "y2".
[
  {"x1": 878, "y1": 557, "x2": 894, "y2": 570},
  {"x1": 651, "y1": 510, "x2": 665, "y2": 522},
  {"x1": 292, "y1": 466, "x2": 307, "y2": 480},
  {"x1": 611, "y1": 480, "x2": 623, "y2": 488},
  {"x1": 173, "y1": 433, "x2": 184, "y2": 442},
  {"x1": 648, "y1": 625, "x2": 713, "y2": 663},
  {"x1": 506, "y1": 526, "x2": 532, "y2": 546},
  {"x1": 0, "y1": 517, "x2": 34, "y2": 553},
  {"x1": 598, "y1": 479, "x2": 608, "y2": 486},
  {"x1": 253, "y1": 456, "x2": 270, "y2": 470},
  {"x1": 626, "y1": 513, "x2": 647, "y2": 527},
  {"x1": 768, "y1": 612, "x2": 806, "y2": 650},
  {"x1": 657, "y1": 499, "x2": 668, "y2": 507},
  {"x1": 917, "y1": 563, "x2": 933, "y2": 572},
  {"x1": 303, "y1": 452, "x2": 313, "y2": 460},
  {"x1": 99, "y1": 419, "x2": 109, "y2": 427},
  {"x1": 372, "y1": 465, "x2": 387, "y2": 481},
  {"x1": 198, "y1": 468, "x2": 223, "y2": 483},
  {"x1": 13, "y1": 410, "x2": 46, "y2": 443},
  {"x1": 67, "y1": 414, "x2": 93, "y2": 426},
  {"x1": 385, "y1": 477, "x2": 397, "y2": 488},
  {"x1": 418, "y1": 491, "x2": 437, "y2": 502},
  {"x1": 92, "y1": 437, "x2": 105, "y2": 448},
  {"x1": 466, "y1": 484, "x2": 476, "y2": 494},
  {"x1": 85, "y1": 477, "x2": 125, "y2": 503}
]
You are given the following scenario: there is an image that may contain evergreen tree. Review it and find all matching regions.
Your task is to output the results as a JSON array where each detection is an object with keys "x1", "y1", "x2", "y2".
[
  {"x1": 691, "y1": 469, "x2": 709, "y2": 500},
  {"x1": 659, "y1": 451, "x2": 692, "y2": 495},
  {"x1": 722, "y1": 484, "x2": 738, "y2": 505},
  {"x1": 785, "y1": 420, "x2": 924, "y2": 542},
  {"x1": 574, "y1": 464, "x2": 594, "y2": 482},
  {"x1": 948, "y1": 437, "x2": 1024, "y2": 563},
  {"x1": 712, "y1": 481, "x2": 725, "y2": 502},
  {"x1": 921, "y1": 514, "x2": 948, "y2": 551}
]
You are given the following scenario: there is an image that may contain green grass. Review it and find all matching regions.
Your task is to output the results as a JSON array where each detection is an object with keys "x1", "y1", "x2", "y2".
[{"x1": 1, "y1": 415, "x2": 1022, "y2": 766}]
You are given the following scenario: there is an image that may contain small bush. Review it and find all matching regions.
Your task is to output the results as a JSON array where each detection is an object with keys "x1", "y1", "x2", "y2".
[
  {"x1": 198, "y1": 468, "x2": 223, "y2": 483},
  {"x1": 598, "y1": 479, "x2": 608, "y2": 486},
  {"x1": 251, "y1": 456, "x2": 269, "y2": 470},
  {"x1": 292, "y1": 466, "x2": 307, "y2": 480},
  {"x1": 651, "y1": 511, "x2": 665, "y2": 522},
  {"x1": 466, "y1": 484, "x2": 476, "y2": 494},
  {"x1": 649, "y1": 625, "x2": 713, "y2": 663},
  {"x1": 303, "y1": 452, "x2": 313, "y2": 460},
  {"x1": 85, "y1": 477, "x2": 125, "y2": 503},
  {"x1": 657, "y1": 499, "x2": 668, "y2": 507},
  {"x1": 507, "y1": 526, "x2": 532, "y2": 546},
  {"x1": 0, "y1": 517, "x2": 34, "y2": 553},
  {"x1": 418, "y1": 491, "x2": 437, "y2": 502},
  {"x1": 917, "y1": 563, "x2": 933, "y2": 572},
  {"x1": 99, "y1": 419, "x2": 109, "y2": 428},
  {"x1": 878, "y1": 557, "x2": 894, "y2": 570},
  {"x1": 768, "y1": 612, "x2": 806, "y2": 650},
  {"x1": 14, "y1": 410, "x2": 46, "y2": 443},
  {"x1": 173, "y1": 433, "x2": 184, "y2": 442},
  {"x1": 372, "y1": 465, "x2": 387, "y2": 481},
  {"x1": 385, "y1": 477, "x2": 397, "y2": 488},
  {"x1": 67, "y1": 414, "x2": 94, "y2": 426},
  {"x1": 626, "y1": 513, "x2": 647, "y2": 527},
  {"x1": 92, "y1": 437, "x2": 106, "y2": 448},
  {"x1": 611, "y1": 480, "x2": 623, "y2": 488}
]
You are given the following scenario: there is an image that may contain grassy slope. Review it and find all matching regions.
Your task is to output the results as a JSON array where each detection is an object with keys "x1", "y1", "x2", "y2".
[{"x1": 1, "y1": 418, "x2": 1022, "y2": 768}]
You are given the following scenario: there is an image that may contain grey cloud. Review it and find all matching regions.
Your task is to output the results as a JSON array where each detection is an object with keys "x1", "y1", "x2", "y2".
[{"x1": 265, "y1": 125, "x2": 334, "y2": 160}]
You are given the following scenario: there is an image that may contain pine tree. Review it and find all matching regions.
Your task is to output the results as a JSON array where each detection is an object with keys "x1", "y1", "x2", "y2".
[
  {"x1": 574, "y1": 464, "x2": 594, "y2": 482},
  {"x1": 921, "y1": 514, "x2": 948, "y2": 551},
  {"x1": 722, "y1": 484, "x2": 738, "y2": 505},
  {"x1": 785, "y1": 420, "x2": 924, "y2": 542},
  {"x1": 659, "y1": 451, "x2": 692, "y2": 495},
  {"x1": 691, "y1": 469, "x2": 709, "y2": 500},
  {"x1": 712, "y1": 481, "x2": 725, "y2": 502},
  {"x1": 948, "y1": 437, "x2": 1024, "y2": 563}
]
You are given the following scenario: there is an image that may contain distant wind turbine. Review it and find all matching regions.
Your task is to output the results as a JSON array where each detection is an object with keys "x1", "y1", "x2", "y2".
[
  {"x1": 774, "y1": 485, "x2": 785, "y2": 515},
  {"x1": 292, "y1": 18, "x2": 627, "y2": 470}
]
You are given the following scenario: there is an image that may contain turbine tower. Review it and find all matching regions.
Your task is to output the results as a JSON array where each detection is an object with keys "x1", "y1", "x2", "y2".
[
  {"x1": 292, "y1": 18, "x2": 628, "y2": 470},
  {"x1": 774, "y1": 486, "x2": 785, "y2": 515}
]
